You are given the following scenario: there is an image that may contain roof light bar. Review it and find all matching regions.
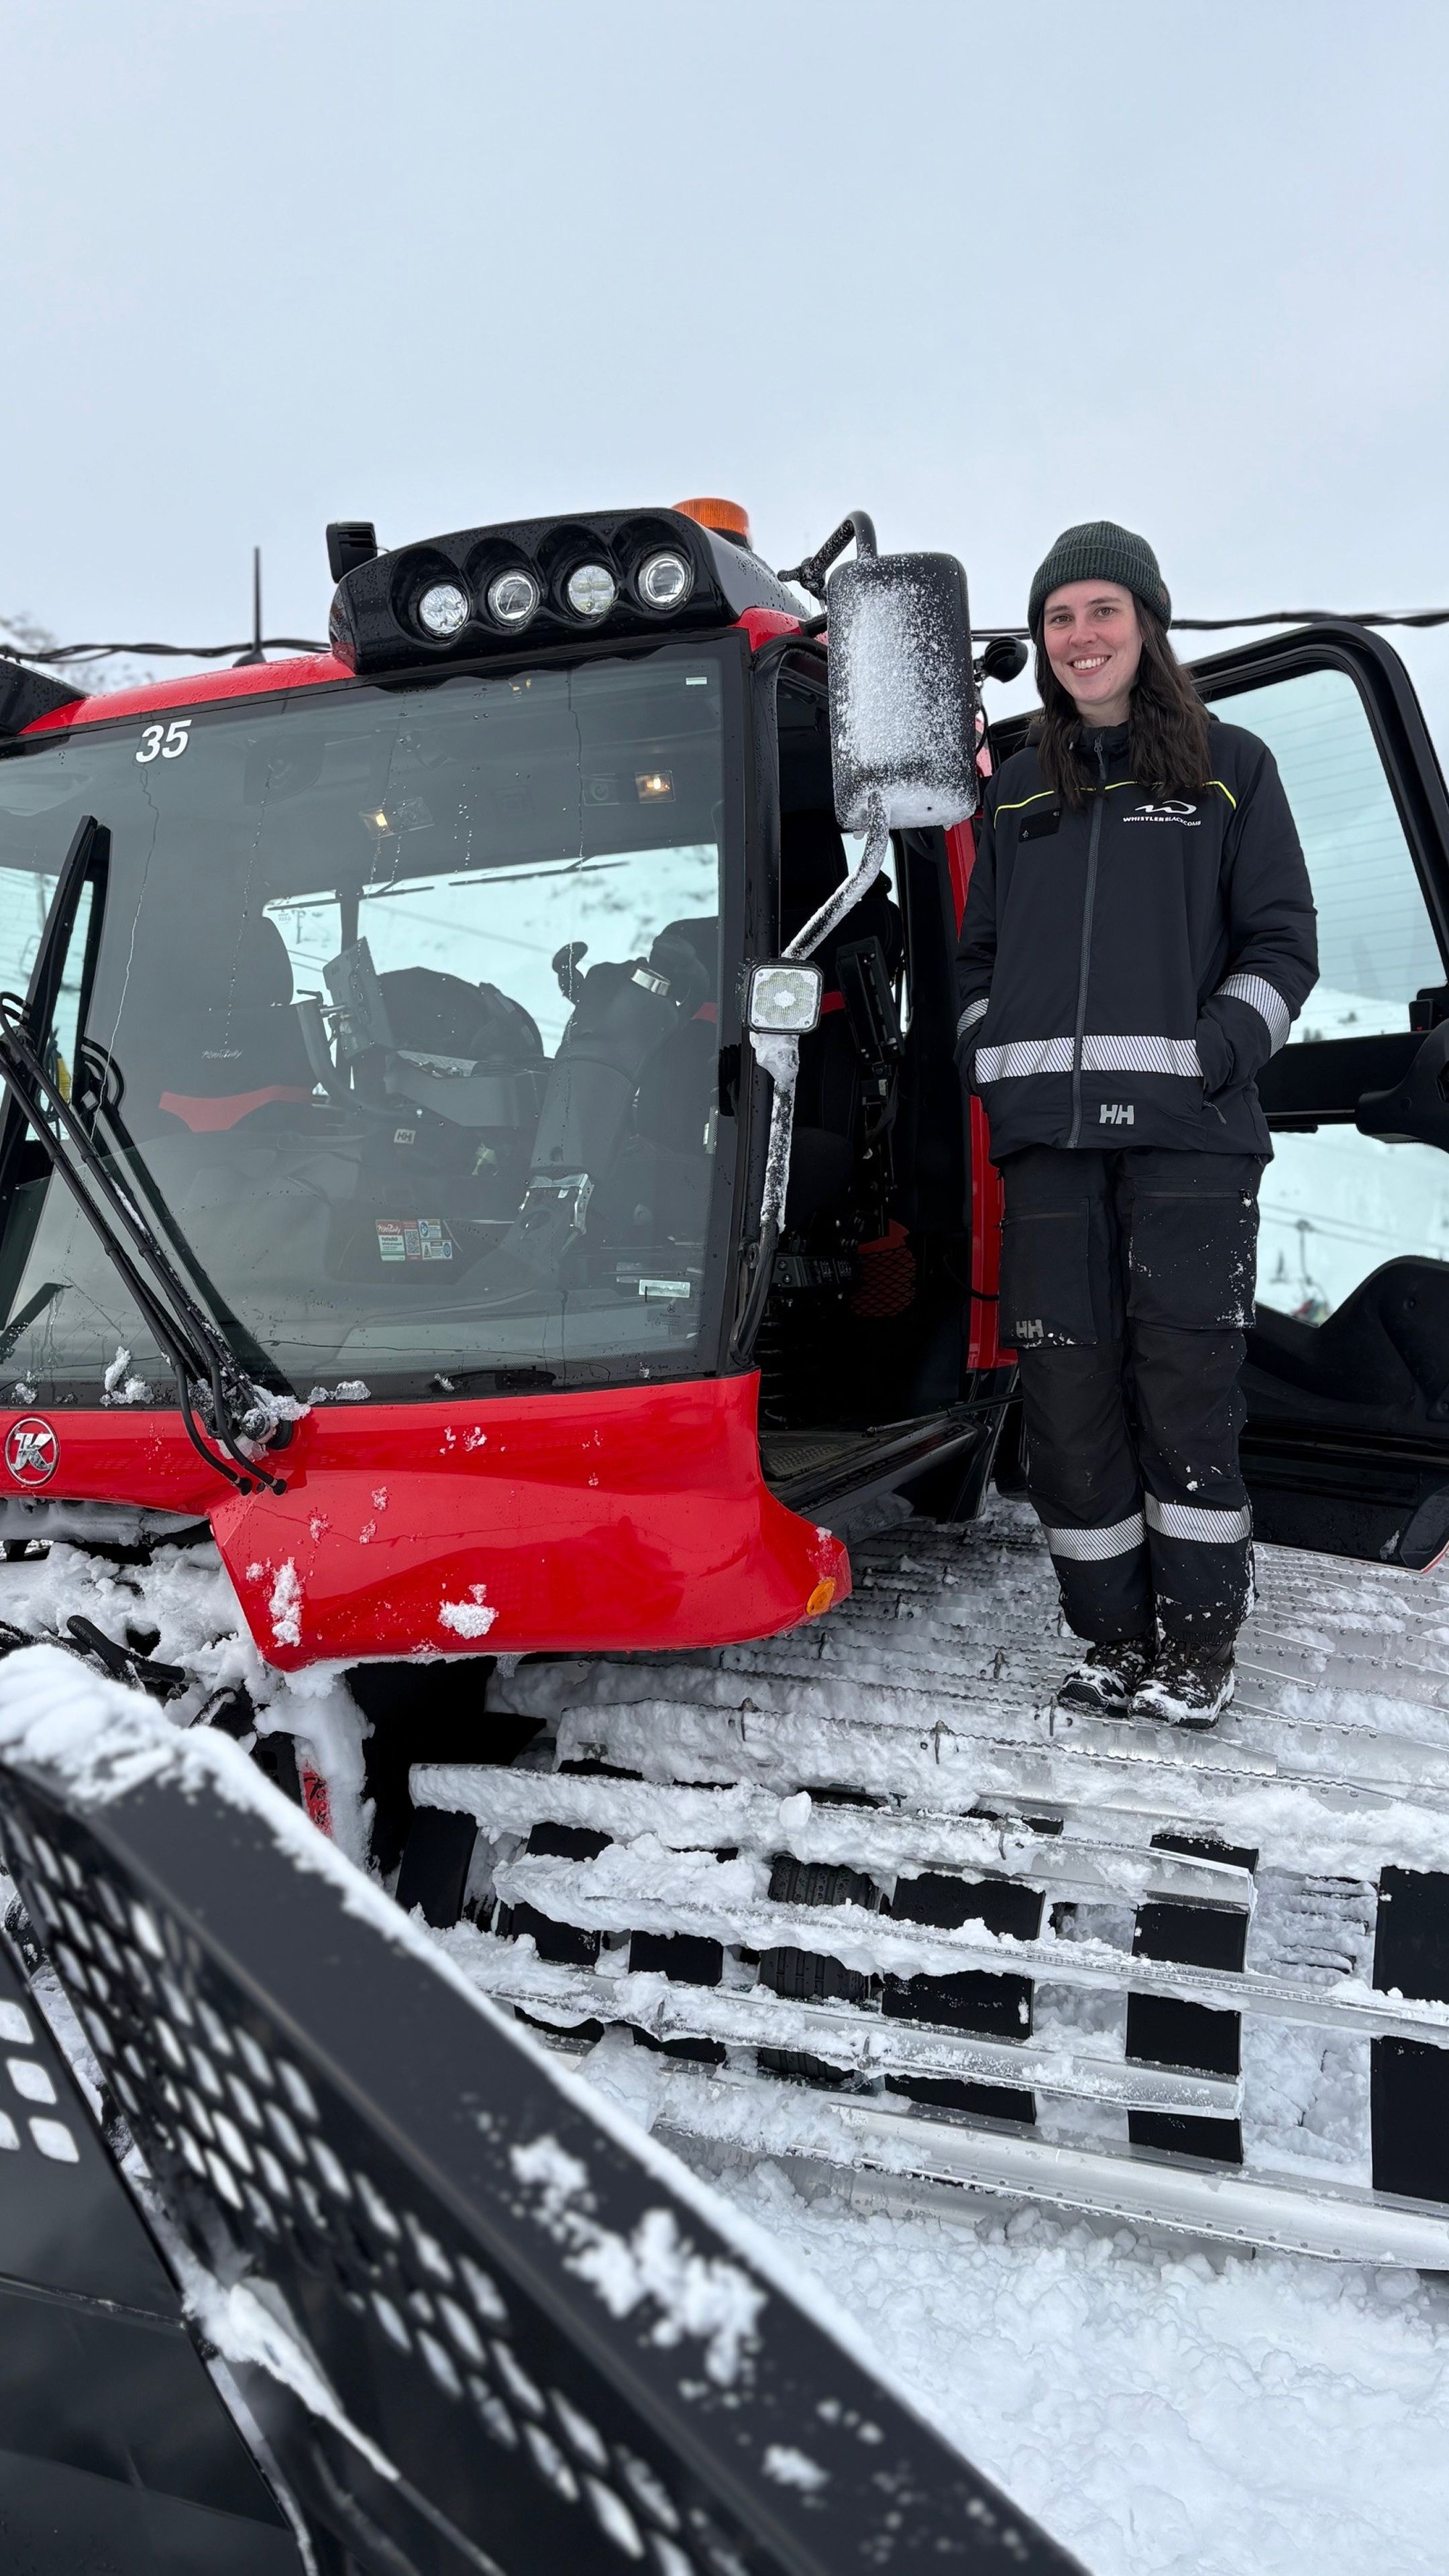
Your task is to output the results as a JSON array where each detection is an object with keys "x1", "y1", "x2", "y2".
[{"x1": 326, "y1": 506, "x2": 798, "y2": 678}]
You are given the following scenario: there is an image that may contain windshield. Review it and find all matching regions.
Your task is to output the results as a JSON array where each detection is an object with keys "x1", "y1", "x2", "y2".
[{"x1": 0, "y1": 645, "x2": 738, "y2": 1405}]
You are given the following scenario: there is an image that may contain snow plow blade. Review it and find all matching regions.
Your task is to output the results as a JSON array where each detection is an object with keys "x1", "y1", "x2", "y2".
[
  {"x1": 415, "y1": 1509, "x2": 1449, "y2": 2271},
  {"x1": 0, "y1": 1649, "x2": 1084, "y2": 2576}
]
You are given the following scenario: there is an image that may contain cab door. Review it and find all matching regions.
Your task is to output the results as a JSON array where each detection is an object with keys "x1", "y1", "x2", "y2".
[{"x1": 1189, "y1": 623, "x2": 1449, "y2": 1566}]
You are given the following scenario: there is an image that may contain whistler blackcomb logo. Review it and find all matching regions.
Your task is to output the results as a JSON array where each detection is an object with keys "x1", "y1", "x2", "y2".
[{"x1": 1124, "y1": 798, "x2": 1201, "y2": 826}]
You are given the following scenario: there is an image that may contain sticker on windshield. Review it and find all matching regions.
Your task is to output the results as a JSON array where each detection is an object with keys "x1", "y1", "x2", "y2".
[
  {"x1": 136, "y1": 719, "x2": 192, "y2": 763},
  {"x1": 377, "y1": 1219, "x2": 453, "y2": 1263}
]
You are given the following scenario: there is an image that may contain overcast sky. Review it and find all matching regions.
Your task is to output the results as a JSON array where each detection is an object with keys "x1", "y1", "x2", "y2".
[{"x1": 3, "y1": 0, "x2": 1448, "y2": 726}]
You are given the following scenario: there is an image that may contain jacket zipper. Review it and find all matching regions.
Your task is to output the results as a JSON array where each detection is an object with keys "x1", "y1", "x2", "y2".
[{"x1": 1067, "y1": 739, "x2": 1108, "y2": 1148}]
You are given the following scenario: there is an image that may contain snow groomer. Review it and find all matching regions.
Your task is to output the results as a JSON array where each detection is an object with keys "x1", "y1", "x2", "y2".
[{"x1": 957, "y1": 523, "x2": 1318, "y2": 1725}]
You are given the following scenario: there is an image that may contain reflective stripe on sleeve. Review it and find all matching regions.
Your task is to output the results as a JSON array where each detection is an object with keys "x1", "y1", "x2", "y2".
[
  {"x1": 1216, "y1": 971, "x2": 1291, "y2": 1055},
  {"x1": 1043, "y1": 1512, "x2": 1147, "y2": 1562},
  {"x1": 977, "y1": 1037, "x2": 1075, "y2": 1081},
  {"x1": 1144, "y1": 1496, "x2": 1252, "y2": 1544},
  {"x1": 957, "y1": 997, "x2": 989, "y2": 1039},
  {"x1": 977, "y1": 1034, "x2": 1201, "y2": 1083}
]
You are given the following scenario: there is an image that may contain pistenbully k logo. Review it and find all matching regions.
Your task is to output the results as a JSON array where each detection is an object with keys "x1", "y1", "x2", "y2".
[{"x1": 5, "y1": 1417, "x2": 58, "y2": 1487}]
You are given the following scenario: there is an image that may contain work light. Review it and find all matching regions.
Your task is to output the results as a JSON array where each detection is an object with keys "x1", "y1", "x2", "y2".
[
  {"x1": 639, "y1": 549, "x2": 694, "y2": 609},
  {"x1": 566, "y1": 563, "x2": 616, "y2": 620},
  {"x1": 486, "y1": 569, "x2": 541, "y2": 627},
  {"x1": 417, "y1": 582, "x2": 470, "y2": 638},
  {"x1": 748, "y1": 962, "x2": 824, "y2": 1035}
]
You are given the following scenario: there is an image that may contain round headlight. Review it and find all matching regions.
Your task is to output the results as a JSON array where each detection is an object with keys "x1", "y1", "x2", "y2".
[
  {"x1": 566, "y1": 562, "x2": 617, "y2": 621},
  {"x1": 417, "y1": 581, "x2": 470, "y2": 639},
  {"x1": 639, "y1": 549, "x2": 694, "y2": 610},
  {"x1": 486, "y1": 568, "x2": 541, "y2": 627}
]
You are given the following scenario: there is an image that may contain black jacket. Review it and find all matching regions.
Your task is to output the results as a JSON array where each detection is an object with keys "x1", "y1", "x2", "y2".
[{"x1": 955, "y1": 717, "x2": 1318, "y2": 1157}]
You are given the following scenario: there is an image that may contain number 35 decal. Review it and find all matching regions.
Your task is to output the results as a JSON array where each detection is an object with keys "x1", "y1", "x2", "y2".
[{"x1": 136, "y1": 718, "x2": 192, "y2": 763}]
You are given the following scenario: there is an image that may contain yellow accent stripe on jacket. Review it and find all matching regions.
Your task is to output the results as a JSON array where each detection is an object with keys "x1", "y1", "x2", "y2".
[{"x1": 994, "y1": 790, "x2": 1056, "y2": 817}]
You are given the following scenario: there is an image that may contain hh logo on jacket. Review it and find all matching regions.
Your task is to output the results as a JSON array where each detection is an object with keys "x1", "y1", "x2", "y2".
[
  {"x1": 1123, "y1": 799, "x2": 1201, "y2": 826},
  {"x1": 1100, "y1": 1102, "x2": 1134, "y2": 1126}
]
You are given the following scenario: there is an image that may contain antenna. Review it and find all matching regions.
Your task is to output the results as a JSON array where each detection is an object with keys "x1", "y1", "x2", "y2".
[{"x1": 232, "y1": 547, "x2": 266, "y2": 667}]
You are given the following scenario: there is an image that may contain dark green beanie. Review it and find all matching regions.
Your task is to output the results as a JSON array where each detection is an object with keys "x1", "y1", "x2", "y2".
[{"x1": 1027, "y1": 521, "x2": 1171, "y2": 633}]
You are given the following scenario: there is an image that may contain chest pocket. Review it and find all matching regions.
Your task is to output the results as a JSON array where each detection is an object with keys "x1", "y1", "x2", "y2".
[{"x1": 1016, "y1": 807, "x2": 1061, "y2": 845}]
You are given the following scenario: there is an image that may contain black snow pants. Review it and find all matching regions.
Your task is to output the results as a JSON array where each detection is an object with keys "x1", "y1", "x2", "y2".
[{"x1": 997, "y1": 1146, "x2": 1264, "y2": 1652}]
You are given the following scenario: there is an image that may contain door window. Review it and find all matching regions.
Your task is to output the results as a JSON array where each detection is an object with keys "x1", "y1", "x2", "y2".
[
  {"x1": 1207, "y1": 663, "x2": 1449, "y2": 1325},
  {"x1": 1219, "y1": 666, "x2": 1440, "y2": 1042}
]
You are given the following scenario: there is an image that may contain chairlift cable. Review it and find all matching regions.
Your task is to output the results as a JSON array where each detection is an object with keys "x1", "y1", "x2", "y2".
[{"x1": 5, "y1": 609, "x2": 1449, "y2": 669}]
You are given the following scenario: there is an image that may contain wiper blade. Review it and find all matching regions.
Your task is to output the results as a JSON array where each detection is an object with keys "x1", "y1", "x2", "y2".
[
  {"x1": 0, "y1": 994, "x2": 288, "y2": 1495},
  {"x1": 75, "y1": 1036, "x2": 287, "y2": 1397},
  {"x1": 0, "y1": 818, "x2": 288, "y2": 1495}
]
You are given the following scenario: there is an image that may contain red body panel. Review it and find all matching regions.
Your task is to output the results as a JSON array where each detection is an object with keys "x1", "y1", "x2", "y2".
[
  {"x1": 21, "y1": 619, "x2": 796, "y2": 741},
  {"x1": 0, "y1": 1377, "x2": 848, "y2": 1669},
  {"x1": 736, "y1": 608, "x2": 804, "y2": 652},
  {"x1": 24, "y1": 654, "x2": 353, "y2": 733}
]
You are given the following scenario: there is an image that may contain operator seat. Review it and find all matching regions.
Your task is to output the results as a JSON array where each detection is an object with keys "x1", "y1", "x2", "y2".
[
  {"x1": 778, "y1": 809, "x2": 903, "y2": 1230},
  {"x1": 480, "y1": 917, "x2": 714, "y2": 1289},
  {"x1": 1245, "y1": 1257, "x2": 1449, "y2": 1435},
  {"x1": 109, "y1": 900, "x2": 315, "y2": 1140},
  {"x1": 631, "y1": 917, "x2": 720, "y2": 1157},
  {"x1": 600, "y1": 916, "x2": 722, "y2": 1241}
]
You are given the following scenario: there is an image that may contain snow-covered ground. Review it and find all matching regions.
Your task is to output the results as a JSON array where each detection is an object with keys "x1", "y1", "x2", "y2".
[
  {"x1": 6, "y1": 1513, "x2": 1449, "y2": 2574},
  {"x1": 710, "y1": 2166, "x2": 1449, "y2": 2576}
]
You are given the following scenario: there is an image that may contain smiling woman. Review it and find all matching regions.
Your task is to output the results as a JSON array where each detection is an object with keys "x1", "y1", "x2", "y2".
[
  {"x1": 1028, "y1": 520, "x2": 1212, "y2": 810},
  {"x1": 957, "y1": 519, "x2": 1319, "y2": 1728}
]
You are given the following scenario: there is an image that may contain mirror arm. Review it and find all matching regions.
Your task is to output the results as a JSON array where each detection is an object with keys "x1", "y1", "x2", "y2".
[
  {"x1": 777, "y1": 510, "x2": 879, "y2": 604},
  {"x1": 750, "y1": 1031, "x2": 802, "y2": 1237},
  {"x1": 783, "y1": 800, "x2": 890, "y2": 961},
  {"x1": 735, "y1": 803, "x2": 891, "y2": 1358},
  {"x1": 733, "y1": 1031, "x2": 801, "y2": 1362},
  {"x1": 732, "y1": 798, "x2": 892, "y2": 1370}
]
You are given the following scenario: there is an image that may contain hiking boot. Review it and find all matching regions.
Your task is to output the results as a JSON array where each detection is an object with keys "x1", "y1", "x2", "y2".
[
  {"x1": 1133, "y1": 1644, "x2": 1235, "y2": 1729},
  {"x1": 1054, "y1": 1637, "x2": 1156, "y2": 1718}
]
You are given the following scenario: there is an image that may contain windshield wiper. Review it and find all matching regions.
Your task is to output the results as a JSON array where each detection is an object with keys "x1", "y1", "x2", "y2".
[{"x1": 0, "y1": 816, "x2": 290, "y2": 1495}]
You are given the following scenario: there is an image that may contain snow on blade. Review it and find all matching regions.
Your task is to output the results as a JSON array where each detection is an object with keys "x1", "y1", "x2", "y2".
[
  {"x1": 173, "y1": 2243, "x2": 398, "y2": 2483},
  {"x1": 510, "y1": 2132, "x2": 765, "y2": 2387},
  {"x1": 763, "y1": 2443, "x2": 830, "y2": 2493}
]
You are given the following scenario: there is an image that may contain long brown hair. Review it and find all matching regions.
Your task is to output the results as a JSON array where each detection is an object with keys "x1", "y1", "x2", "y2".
[{"x1": 1030, "y1": 603, "x2": 1212, "y2": 811}]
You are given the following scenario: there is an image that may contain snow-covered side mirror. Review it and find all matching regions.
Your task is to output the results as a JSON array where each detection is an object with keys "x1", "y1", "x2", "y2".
[{"x1": 827, "y1": 545, "x2": 977, "y2": 832}]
